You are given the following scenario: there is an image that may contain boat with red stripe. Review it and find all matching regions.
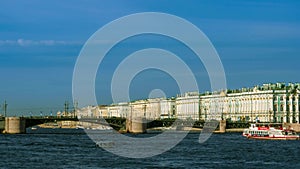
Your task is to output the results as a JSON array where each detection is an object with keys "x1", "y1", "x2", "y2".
[{"x1": 242, "y1": 123, "x2": 299, "y2": 140}]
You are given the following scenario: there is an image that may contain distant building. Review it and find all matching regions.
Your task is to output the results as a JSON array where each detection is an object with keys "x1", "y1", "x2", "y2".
[
  {"x1": 56, "y1": 111, "x2": 74, "y2": 118},
  {"x1": 145, "y1": 98, "x2": 161, "y2": 120},
  {"x1": 76, "y1": 105, "x2": 97, "y2": 118},
  {"x1": 98, "y1": 105, "x2": 108, "y2": 118},
  {"x1": 200, "y1": 89, "x2": 274, "y2": 122},
  {"x1": 199, "y1": 83, "x2": 300, "y2": 123},
  {"x1": 56, "y1": 111, "x2": 61, "y2": 117},
  {"x1": 129, "y1": 100, "x2": 147, "y2": 119},
  {"x1": 118, "y1": 102, "x2": 130, "y2": 118},
  {"x1": 106, "y1": 102, "x2": 130, "y2": 118},
  {"x1": 176, "y1": 92, "x2": 200, "y2": 120},
  {"x1": 199, "y1": 91, "x2": 227, "y2": 121},
  {"x1": 94, "y1": 98, "x2": 175, "y2": 120},
  {"x1": 74, "y1": 82, "x2": 300, "y2": 124},
  {"x1": 160, "y1": 98, "x2": 176, "y2": 119},
  {"x1": 107, "y1": 104, "x2": 119, "y2": 118}
]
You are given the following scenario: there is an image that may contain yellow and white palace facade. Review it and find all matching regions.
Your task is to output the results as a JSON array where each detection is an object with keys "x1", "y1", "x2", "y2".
[
  {"x1": 74, "y1": 83, "x2": 300, "y2": 123},
  {"x1": 199, "y1": 88, "x2": 300, "y2": 123}
]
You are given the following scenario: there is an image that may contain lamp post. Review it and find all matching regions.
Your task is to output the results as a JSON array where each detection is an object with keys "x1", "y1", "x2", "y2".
[
  {"x1": 204, "y1": 107, "x2": 207, "y2": 121},
  {"x1": 64, "y1": 101, "x2": 69, "y2": 117},
  {"x1": 3, "y1": 100, "x2": 7, "y2": 117},
  {"x1": 143, "y1": 104, "x2": 147, "y2": 119},
  {"x1": 221, "y1": 107, "x2": 224, "y2": 120},
  {"x1": 250, "y1": 96, "x2": 253, "y2": 122},
  {"x1": 269, "y1": 110, "x2": 272, "y2": 123},
  {"x1": 199, "y1": 105, "x2": 201, "y2": 121}
]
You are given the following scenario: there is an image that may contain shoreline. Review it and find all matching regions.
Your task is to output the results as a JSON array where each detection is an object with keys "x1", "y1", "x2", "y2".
[
  {"x1": 146, "y1": 127, "x2": 245, "y2": 133},
  {"x1": 36, "y1": 125, "x2": 246, "y2": 133}
]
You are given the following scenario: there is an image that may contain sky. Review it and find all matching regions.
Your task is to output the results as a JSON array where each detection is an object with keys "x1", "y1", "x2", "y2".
[{"x1": 0, "y1": 0, "x2": 300, "y2": 116}]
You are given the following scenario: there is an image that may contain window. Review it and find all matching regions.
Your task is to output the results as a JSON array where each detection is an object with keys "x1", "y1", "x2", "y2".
[{"x1": 293, "y1": 105, "x2": 296, "y2": 112}]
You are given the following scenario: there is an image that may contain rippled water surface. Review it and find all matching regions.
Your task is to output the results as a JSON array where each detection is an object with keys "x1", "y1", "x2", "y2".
[{"x1": 0, "y1": 128, "x2": 300, "y2": 169}]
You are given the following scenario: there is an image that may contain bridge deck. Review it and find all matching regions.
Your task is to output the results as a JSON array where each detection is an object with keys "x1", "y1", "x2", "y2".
[{"x1": 0, "y1": 116, "x2": 288, "y2": 132}]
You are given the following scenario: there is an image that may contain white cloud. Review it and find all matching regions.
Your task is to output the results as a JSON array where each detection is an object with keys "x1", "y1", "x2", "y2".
[
  {"x1": 0, "y1": 39, "x2": 82, "y2": 46},
  {"x1": 17, "y1": 39, "x2": 33, "y2": 46},
  {"x1": 0, "y1": 40, "x2": 16, "y2": 45}
]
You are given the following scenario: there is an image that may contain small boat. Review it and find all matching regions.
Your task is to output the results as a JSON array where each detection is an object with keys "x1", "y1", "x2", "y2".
[
  {"x1": 76, "y1": 125, "x2": 85, "y2": 129},
  {"x1": 31, "y1": 127, "x2": 37, "y2": 130},
  {"x1": 243, "y1": 124, "x2": 299, "y2": 140}
]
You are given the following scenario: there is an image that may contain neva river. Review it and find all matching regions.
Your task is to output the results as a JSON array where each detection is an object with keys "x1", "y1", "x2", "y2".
[{"x1": 0, "y1": 128, "x2": 300, "y2": 169}]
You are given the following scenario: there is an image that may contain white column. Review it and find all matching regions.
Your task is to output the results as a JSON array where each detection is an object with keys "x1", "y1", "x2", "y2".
[
  {"x1": 296, "y1": 95, "x2": 299, "y2": 123},
  {"x1": 296, "y1": 96, "x2": 299, "y2": 112}
]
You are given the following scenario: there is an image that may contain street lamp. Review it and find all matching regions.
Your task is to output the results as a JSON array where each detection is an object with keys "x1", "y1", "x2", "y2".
[
  {"x1": 204, "y1": 107, "x2": 207, "y2": 121},
  {"x1": 3, "y1": 100, "x2": 7, "y2": 117},
  {"x1": 143, "y1": 104, "x2": 147, "y2": 119},
  {"x1": 221, "y1": 107, "x2": 224, "y2": 120}
]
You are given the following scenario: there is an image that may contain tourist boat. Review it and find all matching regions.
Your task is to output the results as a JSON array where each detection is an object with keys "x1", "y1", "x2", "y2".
[{"x1": 243, "y1": 124, "x2": 299, "y2": 140}]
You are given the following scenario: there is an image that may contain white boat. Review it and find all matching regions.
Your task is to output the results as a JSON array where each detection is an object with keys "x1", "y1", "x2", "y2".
[
  {"x1": 76, "y1": 125, "x2": 85, "y2": 129},
  {"x1": 31, "y1": 126, "x2": 37, "y2": 130},
  {"x1": 243, "y1": 124, "x2": 299, "y2": 140}
]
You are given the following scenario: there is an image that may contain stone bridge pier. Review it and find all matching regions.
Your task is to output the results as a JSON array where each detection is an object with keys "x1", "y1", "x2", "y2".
[
  {"x1": 126, "y1": 117, "x2": 146, "y2": 133},
  {"x1": 219, "y1": 120, "x2": 226, "y2": 133},
  {"x1": 4, "y1": 117, "x2": 26, "y2": 134}
]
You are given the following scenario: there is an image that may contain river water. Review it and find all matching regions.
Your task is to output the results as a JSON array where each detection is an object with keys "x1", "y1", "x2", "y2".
[{"x1": 0, "y1": 128, "x2": 299, "y2": 169}]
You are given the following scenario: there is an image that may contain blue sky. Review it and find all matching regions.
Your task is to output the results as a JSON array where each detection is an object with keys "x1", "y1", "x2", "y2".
[{"x1": 1, "y1": 0, "x2": 300, "y2": 115}]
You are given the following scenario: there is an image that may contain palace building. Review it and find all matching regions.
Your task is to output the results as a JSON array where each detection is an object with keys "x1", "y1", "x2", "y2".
[
  {"x1": 74, "y1": 82, "x2": 300, "y2": 124},
  {"x1": 199, "y1": 83, "x2": 300, "y2": 123},
  {"x1": 176, "y1": 92, "x2": 200, "y2": 120}
]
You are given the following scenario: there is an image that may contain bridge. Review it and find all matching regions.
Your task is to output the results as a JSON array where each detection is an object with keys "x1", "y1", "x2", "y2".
[
  {"x1": 1, "y1": 116, "x2": 278, "y2": 134},
  {"x1": 0, "y1": 116, "x2": 78, "y2": 134},
  {"x1": 0, "y1": 116, "x2": 128, "y2": 134},
  {"x1": 0, "y1": 116, "x2": 206, "y2": 134}
]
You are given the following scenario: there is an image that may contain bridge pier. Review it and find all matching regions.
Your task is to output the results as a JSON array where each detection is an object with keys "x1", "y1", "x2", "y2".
[
  {"x1": 4, "y1": 117, "x2": 26, "y2": 134},
  {"x1": 219, "y1": 120, "x2": 226, "y2": 133},
  {"x1": 126, "y1": 117, "x2": 146, "y2": 133}
]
